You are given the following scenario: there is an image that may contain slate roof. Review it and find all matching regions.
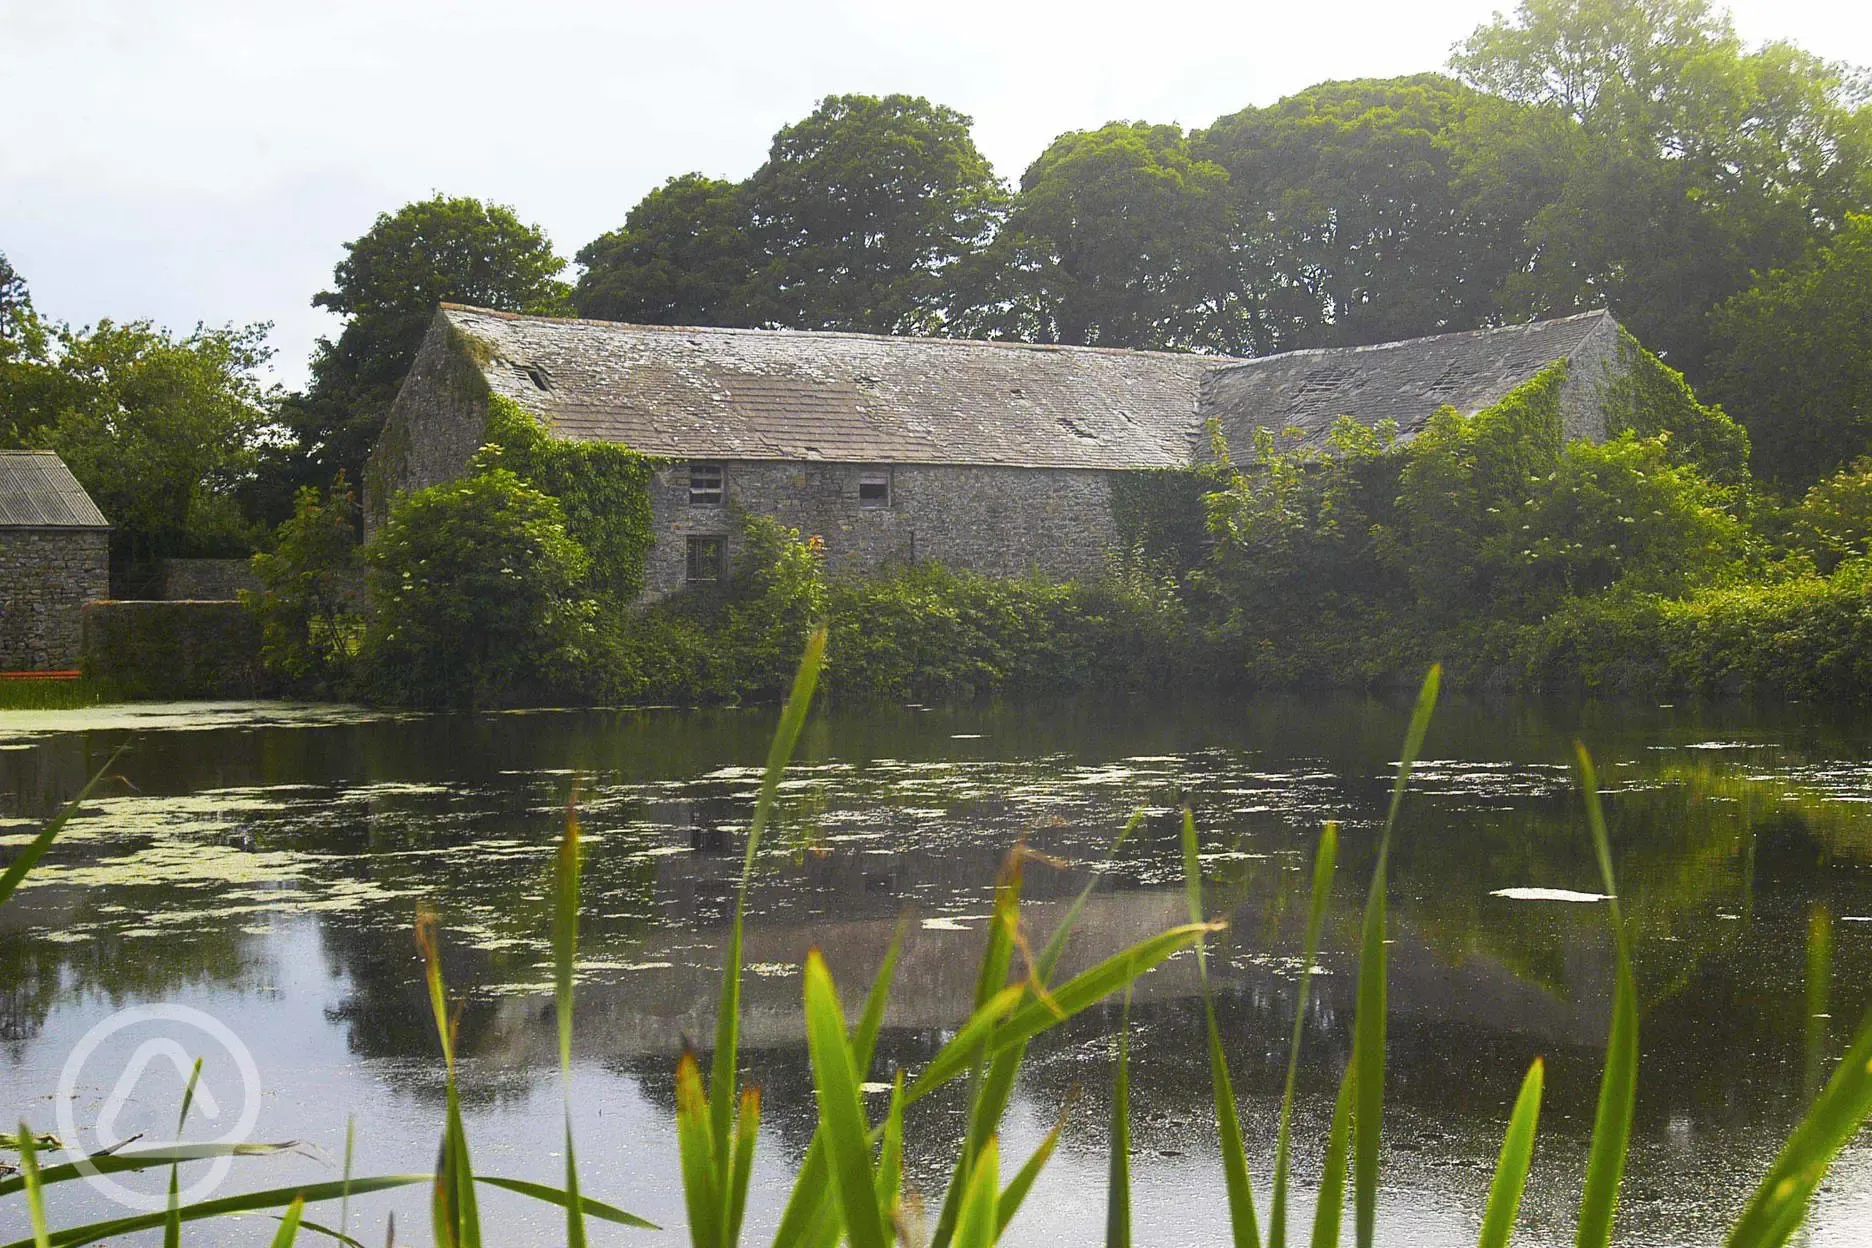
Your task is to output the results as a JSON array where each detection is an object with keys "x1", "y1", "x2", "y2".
[
  {"x1": 438, "y1": 305, "x2": 1619, "y2": 469},
  {"x1": 0, "y1": 451, "x2": 109, "y2": 528},
  {"x1": 1201, "y1": 310, "x2": 1618, "y2": 453},
  {"x1": 443, "y1": 306, "x2": 1223, "y2": 470}
]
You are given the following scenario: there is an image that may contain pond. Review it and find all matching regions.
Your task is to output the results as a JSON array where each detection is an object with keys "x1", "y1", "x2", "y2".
[{"x1": 4, "y1": 692, "x2": 1872, "y2": 1246}]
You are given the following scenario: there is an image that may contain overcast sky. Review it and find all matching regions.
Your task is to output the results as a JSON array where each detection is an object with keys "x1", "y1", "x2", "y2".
[{"x1": 4, "y1": 0, "x2": 1869, "y2": 388}]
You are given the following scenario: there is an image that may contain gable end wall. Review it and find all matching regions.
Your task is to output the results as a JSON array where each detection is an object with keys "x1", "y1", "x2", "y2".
[
  {"x1": 0, "y1": 529, "x2": 109, "y2": 669},
  {"x1": 364, "y1": 317, "x2": 494, "y2": 534}
]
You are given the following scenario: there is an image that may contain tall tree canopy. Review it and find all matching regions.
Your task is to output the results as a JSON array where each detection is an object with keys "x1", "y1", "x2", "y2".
[
  {"x1": 977, "y1": 122, "x2": 1228, "y2": 349},
  {"x1": 289, "y1": 195, "x2": 570, "y2": 491},
  {"x1": 20, "y1": 320, "x2": 275, "y2": 565},
  {"x1": 741, "y1": 93, "x2": 1007, "y2": 333},
  {"x1": 572, "y1": 174, "x2": 757, "y2": 326},
  {"x1": 1710, "y1": 214, "x2": 1872, "y2": 487},
  {"x1": 1451, "y1": 0, "x2": 1872, "y2": 373},
  {"x1": 1196, "y1": 75, "x2": 1521, "y2": 355}
]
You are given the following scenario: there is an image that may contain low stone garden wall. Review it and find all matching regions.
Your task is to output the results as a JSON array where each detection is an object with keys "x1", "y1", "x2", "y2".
[
  {"x1": 160, "y1": 558, "x2": 262, "y2": 601},
  {"x1": 81, "y1": 600, "x2": 268, "y2": 699}
]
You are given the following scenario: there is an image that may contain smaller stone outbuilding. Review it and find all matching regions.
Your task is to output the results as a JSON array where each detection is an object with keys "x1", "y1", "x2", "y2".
[{"x1": 0, "y1": 451, "x2": 110, "y2": 671}]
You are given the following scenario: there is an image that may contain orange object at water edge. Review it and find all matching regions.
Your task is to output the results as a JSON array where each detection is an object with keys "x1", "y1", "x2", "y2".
[{"x1": 0, "y1": 670, "x2": 80, "y2": 680}]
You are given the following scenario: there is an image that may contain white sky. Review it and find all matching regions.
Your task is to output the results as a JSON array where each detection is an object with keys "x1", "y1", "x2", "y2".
[{"x1": 3, "y1": 0, "x2": 1869, "y2": 388}]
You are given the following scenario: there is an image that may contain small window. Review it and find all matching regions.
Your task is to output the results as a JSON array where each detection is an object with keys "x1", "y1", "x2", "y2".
[
  {"x1": 686, "y1": 536, "x2": 724, "y2": 582},
  {"x1": 689, "y1": 462, "x2": 724, "y2": 506},
  {"x1": 858, "y1": 470, "x2": 891, "y2": 509}
]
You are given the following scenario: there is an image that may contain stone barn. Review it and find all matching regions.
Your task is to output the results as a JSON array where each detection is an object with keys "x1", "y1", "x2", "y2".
[
  {"x1": 0, "y1": 451, "x2": 110, "y2": 671},
  {"x1": 366, "y1": 305, "x2": 1628, "y2": 600}
]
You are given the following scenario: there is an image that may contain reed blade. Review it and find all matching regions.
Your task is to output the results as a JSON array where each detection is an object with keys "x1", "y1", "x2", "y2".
[
  {"x1": 0, "y1": 754, "x2": 117, "y2": 909},
  {"x1": 6, "y1": 1175, "x2": 433, "y2": 1248},
  {"x1": 951, "y1": 1136, "x2": 1000, "y2": 1248},
  {"x1": 0, "y1": 1144, "x2": 299, "y2": 1198},
  {"x1": 164, "y1": 1057, "x2": 205, "y2": 1248},
  {"x1": 712, "y1": 626, "x2": 827, "y2": 1163},
  {"x1": 995, "y1": 1113, "x2": 1065, "y2": 1239},
  {"x1": 1181, "y1": 808, "x2": 1261, "y2": 1248},
  {"x1": 268, "y1": 1196, "x2": 306, "y2": 1248},
  {"x1": 726, "y1": 1088, "x2": 762, "y2": 1247},
  {"x1": 802, "y1": 949, "x2": 889, "y2": 1248},
  {"x1": 1573, "y1": 745, "x2": 1637, "y2": 1248},
  {"x1": 471, "y1": 1176, "x2": 658, "y2": 1229},
  {"x1": 1355, "y1": 663, "x2": 1440, "y2": 1248},
  {"x1": 554, "y1": 800, "x2": 588, "y2": 1248},
  {"x1": 1308, "y1": 1060, "x2": 1355, "y2": 1248},
  {"x1": 875, "y1": 1073, "x2": 906, "y2": 1225},
  {"x1": 1271, "y1": 823, "x2": 1338, "y2": 1248},
  {"x1": 1478, "y1": 1060, "x2": 1544, "y2": 1248},
  {"x1": 1106, "y1": 986, "x2": 1134, "y2": 1248},
  {"x1": 17, "y1": 1122, "x2": 49, "y2": 1248},
  {"x1": 676, "y1": 1050, "x2": 723, "y2": 1248},
  {"x1": 1724, "y1": 1004, "x2": 1872, "y2": 1248}
]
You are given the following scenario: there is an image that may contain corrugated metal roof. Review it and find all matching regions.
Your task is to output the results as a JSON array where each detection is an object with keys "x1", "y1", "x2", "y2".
[
  {"x1": 0, "y1": 451, "x2": 110, "y2": 528},
  {"x1": 436, "y1": 306, "x2": 1620, "y2": 469}
]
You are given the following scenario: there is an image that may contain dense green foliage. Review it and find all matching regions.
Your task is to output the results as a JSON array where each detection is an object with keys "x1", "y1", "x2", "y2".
[
  {"x1": 360, "y1": 467, "x2": 594, "y2": 705},
  {"x1": 1709, "y1": 214, "x2": 1872, "y2": 487},
  {"x1": 243, "y1": 478, "x2": 364, "y2": 691},
  {"x1": 480, "y1": 395, "x2": 659, "y2": 603},
  {"x1": 0, "y1": 308, "x2": 276, "y2": 570},
  {"x1": 286, "y1": 195, "x2": 571, "y2": 493}
]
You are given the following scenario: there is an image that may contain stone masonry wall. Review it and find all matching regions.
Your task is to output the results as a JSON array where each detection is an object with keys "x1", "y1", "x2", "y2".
[
  {"x1": 0, "y1": 529, "x2": 109, "y2": 670},
  {"x1": 364, "y1": 319, "x2": 492, "y2": 534},
  {"x1": 1556, "y1": 315, "x2": 1623, "y2": 443},
  {"x1": 161, "y1": 558, "x2": 261, "y2": 601},
  {"x1": 642, "y1": 460, "x2": 1121, "y2": 599}
]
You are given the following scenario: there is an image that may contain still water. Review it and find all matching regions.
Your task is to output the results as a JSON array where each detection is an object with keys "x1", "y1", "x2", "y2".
[{"x1": 4, "y1": 693, "x2": 1872, "y2": 1246}]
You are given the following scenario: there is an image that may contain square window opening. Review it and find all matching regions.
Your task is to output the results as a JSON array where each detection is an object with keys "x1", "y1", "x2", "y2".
[
  {"x1": 689, "y1": 463, "x2": 724, "y2": 506},
  {"x1": 859, "y1": 470, "x2": 891, "y2": 508},
  {"x1": 686, "y1": 536, "x2": 724, "y2": 582}
]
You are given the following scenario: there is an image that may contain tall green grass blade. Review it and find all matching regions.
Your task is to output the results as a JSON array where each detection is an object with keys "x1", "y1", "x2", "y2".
[
  {"x1": 770, "y1": 917, "x2": 906, "y2": 1248},
  {"x1": 875, "y1": 1073, "x2": 906, "y2": 1228},
  {"x1": 339, "y1": 1117, "x2": 355, "y2": 1243},
  {"x1": 554, "y1": 800, "x2": 588, "y2": 1248},
  {"x1": 18, "y1": 1123, "x2": 49, "y2": 1248},
  {"x1": 5, "y1": 1175, "x2": 432, "y2": 1248},
  {"x1": 1573, "y1": 745, "x2": 1637, "y2": 1248},
  {"x1": 995, "y1": 1112, "x2": 1063, "y2": 1239},
  {"x1": 0, "y1": 756, "x2": 117, "y2": 909},
  {"x1": 164, "y1": 1057, "x2": 205, "y2": 1248},
  {"x1": 469, "y1": 1176, "x2": 657, "y2": 1229},
  {"x1": 712, "y1": 626, "x2": 827, "y2": 1165},
  {"x1": 1182, "y1": 807, "x2": 1261, "y2": 1248},
  {"x1": 952, "y1": 1137, "x2": 1000, "y2": 1248},
  {"x1": 268, "y1": 1196, "x2": 306, "y2": 1248},
  {"x1": 1724, "y1": 1009, "x2": 1872, "y2": 1246},
  {"x1": 1308, "y1": 1060, "x2": 1354, "y2": 1248},
  {"x1": 1803, "y1": 904, "x2": 1832, "y2": 1103},
  {"x1": 675, "y1": 1051, "x2": 723, "y2": 1248},
  {"x1": 1271, "y1": 822, "x2": 1338, "y2": 1248},
  {"x1": 0, "y1": 1144, "x2": 299, "y2": 1198},
  {"x1": 1106, "y1": 985, "x2": 1134, "y2": 1248},
  {"x1": 802, "y1": 949, "x2": 889, "y2": 1248},
  {"x1": 286, "y1": 1216, "x2": 366, "y2": 1248},
  {"x1": 1478, "y1": 1060, "x2": 1544, "y2": 1248},
  {"x1": 726, "y1": 1088, "x2": 761, "y2": 1247},
  {"x1": 1354, "y1": 663, "x2": 1440, "y2": 1248},
  {"x1": 905, "y1": 923, "x2": 1215, "y2": 1106},
  {"x1": 413, "y1": 911, "x2": 480, "y2": 1248},
  {"x1": 935, "y1": 816, "x2": 1143, "y2": 1248}
]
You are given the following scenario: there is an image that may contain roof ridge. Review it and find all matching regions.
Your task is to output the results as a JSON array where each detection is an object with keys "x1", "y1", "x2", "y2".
[
  {"x1": 439, "y1": 304, "x2": 1243, "y2": 367},
  {"x1": 1207, "y1": 309, "x2": 1616, "y2": 373}
]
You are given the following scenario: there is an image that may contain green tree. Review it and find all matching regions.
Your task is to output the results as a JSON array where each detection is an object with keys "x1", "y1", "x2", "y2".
[
  {"x1": 1196, "y1": 75, "x2": 1522, "y2": 354},
  {"x1": 245, "y1": 476, "x2": 364, "y2": 690},
  {"x1": 979, "y1": 121, "x2": 1229, "y2": 348},
  {"x1": 741, "y1": 93, "x2": 1007, "y2": 333},
  {"x1": 1451, "y1": 0, "x2": 1872, "y2": 373},
  {"x1": 573, "y1": 174, "x2": 758, "y2": 325},
  {"x1": 1709, "y1": 214, "x2": 1872, "y2": 487},
  {"x1": 361, "y1": 466, "x2": 593, "y2": 705},
  {"x1": 290, "y1": 195, "x2": 571, "y2": 489},
  {"x1": 0, "y1": 252, "x2": 28, "y2": 345},
  {"x1": 28, "y1": 319, "x2": 274, "y2": 568}
]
